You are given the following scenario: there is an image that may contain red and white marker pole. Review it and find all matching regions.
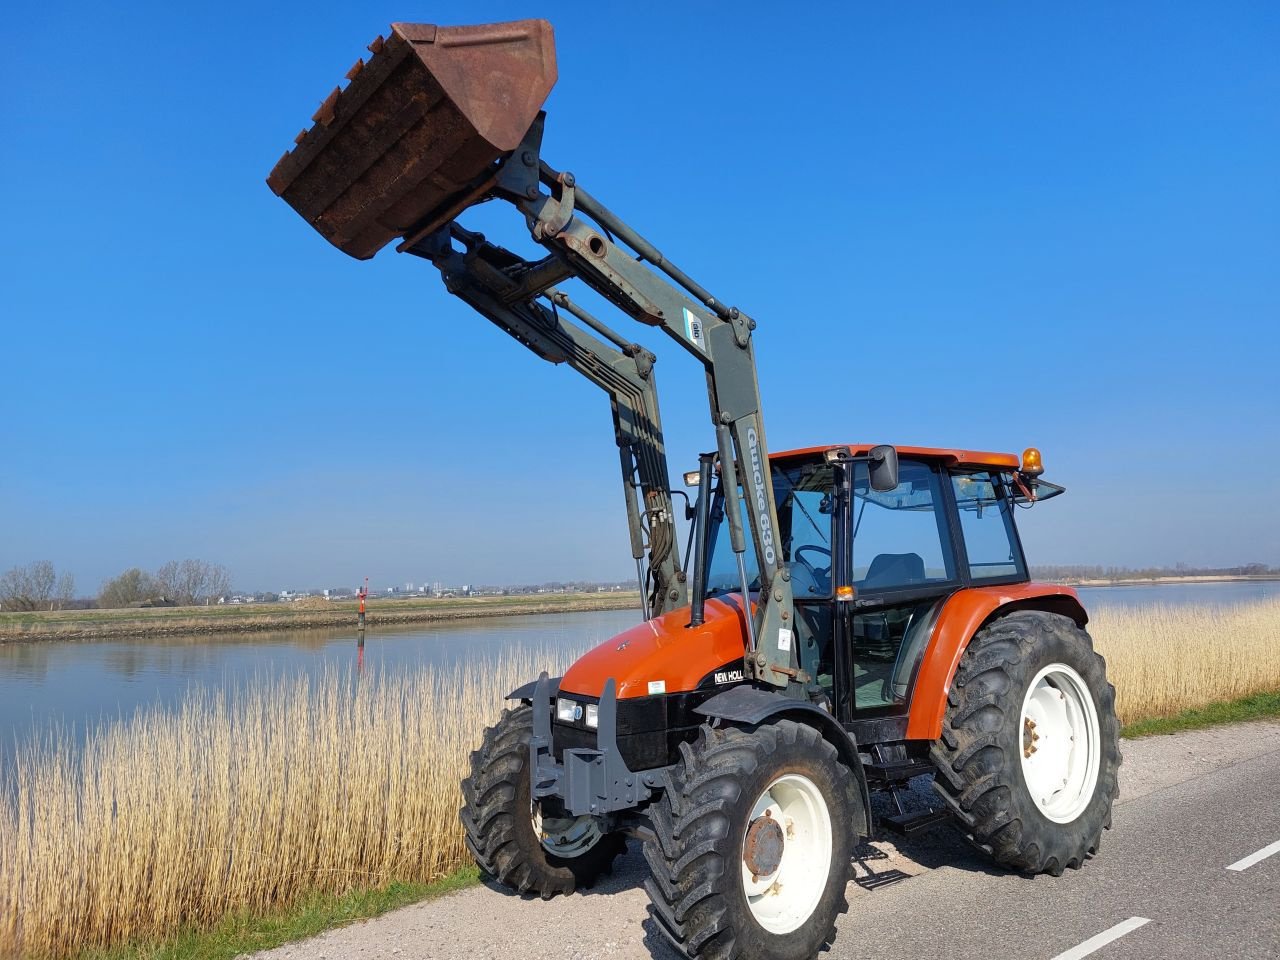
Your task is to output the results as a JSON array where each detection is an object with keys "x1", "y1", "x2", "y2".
[{"x1": 357, "y1": 577, "x2": 368, "y2": 672}]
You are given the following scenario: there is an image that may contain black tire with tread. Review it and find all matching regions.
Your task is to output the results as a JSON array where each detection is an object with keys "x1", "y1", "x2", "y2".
[
  {"x1": 460, "y1": 703, "x2": 625, "y2": 898},
  {"x1": 643, "y1": 720, "x2": 862, "y2": 960},
  {"x1": 930, "y1": 610, "x2": 1122, "y2": 876}
]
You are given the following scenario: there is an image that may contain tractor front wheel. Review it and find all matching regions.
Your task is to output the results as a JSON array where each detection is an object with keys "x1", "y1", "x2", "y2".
[
  {"x1": 930, "y1": 610, "x2": 1121, "y2": 875},
  {"x1": 643, "y1": 720, "x2": 862, "y2": 960},
  {"x1": 460, "y1": 703, "x2": 625, "y2": 898}
]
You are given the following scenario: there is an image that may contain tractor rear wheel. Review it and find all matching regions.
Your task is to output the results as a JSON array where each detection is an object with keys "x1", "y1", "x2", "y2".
[
  {"x1": 460, "y1": 703, "x2": 625, "y2": 898},
  {"x1": 644, "y1": 720, "x2": 861, "y2": 960},
  {"x1": 930, "y1": 610, "x2": 1121, "y2": 875}
]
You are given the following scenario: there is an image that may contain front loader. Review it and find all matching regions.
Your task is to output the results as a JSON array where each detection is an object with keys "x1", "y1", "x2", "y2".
[{"x1": 269, "y1": 19, "x2": 1121, "y2": 960}]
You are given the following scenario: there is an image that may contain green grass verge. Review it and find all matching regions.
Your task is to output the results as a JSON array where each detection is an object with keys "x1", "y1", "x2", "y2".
[
  {"x1": 72, "y1": 868, "x2": 480, "y2": 960},
  {"x1": 1121, "y1": 689, "x2": 1280, "y2": 739}
]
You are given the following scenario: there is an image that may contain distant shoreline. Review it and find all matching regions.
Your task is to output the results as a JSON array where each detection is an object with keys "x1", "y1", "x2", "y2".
[
  {"x1": 3, "y1": 575, "x2": 1277, "y2": 645},
  {"x1": 0, "y1": 592, "x2": 644, "y2": 645},
  {"x1": 1051, "y1": 575, "x2": 1280, "y2": 588}
]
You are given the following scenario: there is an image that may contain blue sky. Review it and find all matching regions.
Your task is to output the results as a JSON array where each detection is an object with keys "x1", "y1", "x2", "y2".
[{"x1": 2, "y1": 1, "x2": 1277, "y2": 592}]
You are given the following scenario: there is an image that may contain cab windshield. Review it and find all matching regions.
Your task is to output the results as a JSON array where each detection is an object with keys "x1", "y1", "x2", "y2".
[{"x1": 703, "y1": 460, "x2": 833, "y2": 599}]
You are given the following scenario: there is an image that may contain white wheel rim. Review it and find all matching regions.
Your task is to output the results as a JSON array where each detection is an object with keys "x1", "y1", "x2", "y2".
[
  {"x1": 740, "y1": 773, "x2": 833, "y2": 935},
  {"x1": 1019, "y1": 662, "x2": 1101, "y2": 824},
  {"x1": 531, "y1": 802, "x2": 603, "y2": 857}
]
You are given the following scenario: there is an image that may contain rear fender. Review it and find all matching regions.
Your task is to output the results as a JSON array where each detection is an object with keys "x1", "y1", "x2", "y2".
[
  {"x1": 695, "y1": 686, "x2": 872, "y2": 839},
  {"x1": 905, "y1": 584, "x2": 1087, "y2": 741}
]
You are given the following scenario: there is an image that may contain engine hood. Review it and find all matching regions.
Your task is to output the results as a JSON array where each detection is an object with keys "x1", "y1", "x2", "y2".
[{"x1": 560, "y1": 595, "x2": 752, "y2": 699}]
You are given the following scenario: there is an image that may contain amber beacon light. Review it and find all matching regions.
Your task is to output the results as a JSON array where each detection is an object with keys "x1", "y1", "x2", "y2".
[{"x1": 1021, "y1": 447, "x2": 1044, "y2": 477}]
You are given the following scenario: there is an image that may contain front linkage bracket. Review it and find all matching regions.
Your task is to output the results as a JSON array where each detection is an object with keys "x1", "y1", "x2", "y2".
[{"x1": 529, "y1": 675, "x2": 652, "y2": 817}]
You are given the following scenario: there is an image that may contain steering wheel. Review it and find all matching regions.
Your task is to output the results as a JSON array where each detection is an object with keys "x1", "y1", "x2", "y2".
[{"x1": 793, "y1": 545, "x2": 832, "y2": 591}]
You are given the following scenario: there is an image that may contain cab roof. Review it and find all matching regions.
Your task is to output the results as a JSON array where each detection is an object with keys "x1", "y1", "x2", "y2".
[{"x1": 771, "y1": 443, "x2": 1021, "y2": 470}]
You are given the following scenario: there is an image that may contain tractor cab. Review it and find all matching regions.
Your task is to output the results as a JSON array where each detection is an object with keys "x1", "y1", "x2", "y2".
[{"x1": 701, "y1": 444, "x2": 1061, "y2": 728}]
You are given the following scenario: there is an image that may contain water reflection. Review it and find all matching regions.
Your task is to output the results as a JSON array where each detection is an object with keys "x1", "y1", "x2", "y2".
[
  {"x1": 1075, "y1": 579, "x2": 1280, "y2": 608},
  {"x1": 0, "y1": 609, "x2": 641, "y2": 753}
]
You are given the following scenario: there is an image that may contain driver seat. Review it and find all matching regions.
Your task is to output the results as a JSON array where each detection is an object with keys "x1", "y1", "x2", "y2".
[{"x1": 862, "y1": 552, "x2": 925, "y2": 589}]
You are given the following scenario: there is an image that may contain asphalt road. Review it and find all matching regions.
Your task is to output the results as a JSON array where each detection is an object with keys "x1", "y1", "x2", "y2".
[
  {"x1": 255, "y1": 720, "x2": 1280, "y2": 960},
  {"x1": 835, "y1": 742, "x2": 1280, "y2": 960}
]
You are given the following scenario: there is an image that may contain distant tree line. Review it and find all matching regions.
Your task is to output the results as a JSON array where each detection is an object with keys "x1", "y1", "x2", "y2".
[
  {"x1": 0, "y1": 561, "x2": 76, "y2": 611},
  {"x1": 1031, "y1": 563, "x2": 1280, "y2": 582},
  {"x1": 99, "y1": 560, "x2": 232, "y2": 608},
  {"x1": 0, "y1": 559, "x2": 231, "y2": 611}
]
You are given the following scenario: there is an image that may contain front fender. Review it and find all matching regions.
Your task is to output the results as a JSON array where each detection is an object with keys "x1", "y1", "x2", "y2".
[
  {"x1": 507, "y1": 675, "x2": 561, "y2": 701},
  {"x1": 695, "y1": 686, "x2": 872, "y2": 840}
]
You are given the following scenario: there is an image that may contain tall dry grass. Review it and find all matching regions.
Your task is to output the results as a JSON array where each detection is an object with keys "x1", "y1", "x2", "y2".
[
  {"x1": 1089, "y1": 597, "x2": 1280, "y2": 723},
  {"x1": 0, "y1": 647, "x2": 575, "y2": 958},
  {"x1": 1, "y1": 599, "x2": 1278, "y2": 957}
]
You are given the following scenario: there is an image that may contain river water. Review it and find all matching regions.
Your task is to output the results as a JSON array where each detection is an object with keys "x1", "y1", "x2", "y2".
[{"x1": 2, "y1": 580, "x2": 1276, "y2": 753}]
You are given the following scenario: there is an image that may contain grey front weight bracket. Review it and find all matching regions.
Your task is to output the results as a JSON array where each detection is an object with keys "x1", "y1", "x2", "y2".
[{"x1": 530, "y1": 676, "x2": 652, "y2": 817}]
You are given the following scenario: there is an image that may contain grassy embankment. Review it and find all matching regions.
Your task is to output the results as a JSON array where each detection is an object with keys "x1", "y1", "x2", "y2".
[
  {"x1": 0, "y1": 592, "x2": 643, "y2": 643},
  {"x1": 2, "y1": 598, "x2": 1278, "y2": 959}
]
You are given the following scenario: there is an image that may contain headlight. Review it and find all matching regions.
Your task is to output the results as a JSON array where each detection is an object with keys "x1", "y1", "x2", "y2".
[
  {"x1": 584, "y1": 703, "x2": 599, "y2": 729},
  {"x1": 556, "y1": 698, "x2": 582, "y2": 723}
]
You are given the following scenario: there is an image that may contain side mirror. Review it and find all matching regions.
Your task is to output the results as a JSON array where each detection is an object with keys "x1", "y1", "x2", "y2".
[{"x1": 868, "y1": 444, "x2": 899, "y2": 492}]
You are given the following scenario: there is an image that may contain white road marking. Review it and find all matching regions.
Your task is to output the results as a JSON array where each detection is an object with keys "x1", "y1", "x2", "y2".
[
  {"x1": 1226, "y1": 839, "x2": 1280, "y2": 872},
  {"x1": 1050, "y1": 917, "x2": 1151, "y2": 960}
]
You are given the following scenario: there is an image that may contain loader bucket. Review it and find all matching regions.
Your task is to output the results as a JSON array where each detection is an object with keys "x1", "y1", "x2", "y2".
[{"x1": 267, "y1": 19, "x2": 557, "y2": 260}]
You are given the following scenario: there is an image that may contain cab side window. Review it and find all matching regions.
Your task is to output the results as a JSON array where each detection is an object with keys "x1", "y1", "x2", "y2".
[
  {"x1": 853, "y1": 459, "x2": 955, "y2": 592},
  {"x1": 951, "y1": 472, "x2": 1025, "y2": 580}
]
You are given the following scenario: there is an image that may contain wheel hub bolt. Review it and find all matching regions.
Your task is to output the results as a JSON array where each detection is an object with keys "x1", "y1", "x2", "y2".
[{"x1": 1023, "y1": 717, "x2": 1039, "y2": 757}]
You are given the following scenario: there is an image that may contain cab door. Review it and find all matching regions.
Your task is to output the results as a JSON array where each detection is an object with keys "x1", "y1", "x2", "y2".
[{"x1": 835, "y1": 458, "x2": 962, "y2": 720}]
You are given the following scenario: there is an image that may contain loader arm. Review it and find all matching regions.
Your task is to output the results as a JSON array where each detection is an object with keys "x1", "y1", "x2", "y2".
[
  {"x1": 507, "y1": 154, "x2": 796, "y2": 687},
  {"x1": 267, "y1": 19, "x2": 796, "y2": 688},
  {"x1": 407, "y1": 223, "x2": 686, "y2": 618}
]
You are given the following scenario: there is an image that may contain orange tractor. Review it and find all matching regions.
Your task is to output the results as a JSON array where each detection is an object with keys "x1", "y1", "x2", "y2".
[{"x1": 269, "y1": 19, "x2": 1121, "y2": 960}]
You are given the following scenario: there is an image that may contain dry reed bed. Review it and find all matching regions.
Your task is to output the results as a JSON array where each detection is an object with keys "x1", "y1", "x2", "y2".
[
  {"x1": 0, "y1": 648, "x2": 573, "y2": 958},
  {"x1": 1, "y1": 599, "x2": 1278, "y2": 957},
  {"x1": 1089, "y1": 597, "x2": 1280, "y2": 723}
]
